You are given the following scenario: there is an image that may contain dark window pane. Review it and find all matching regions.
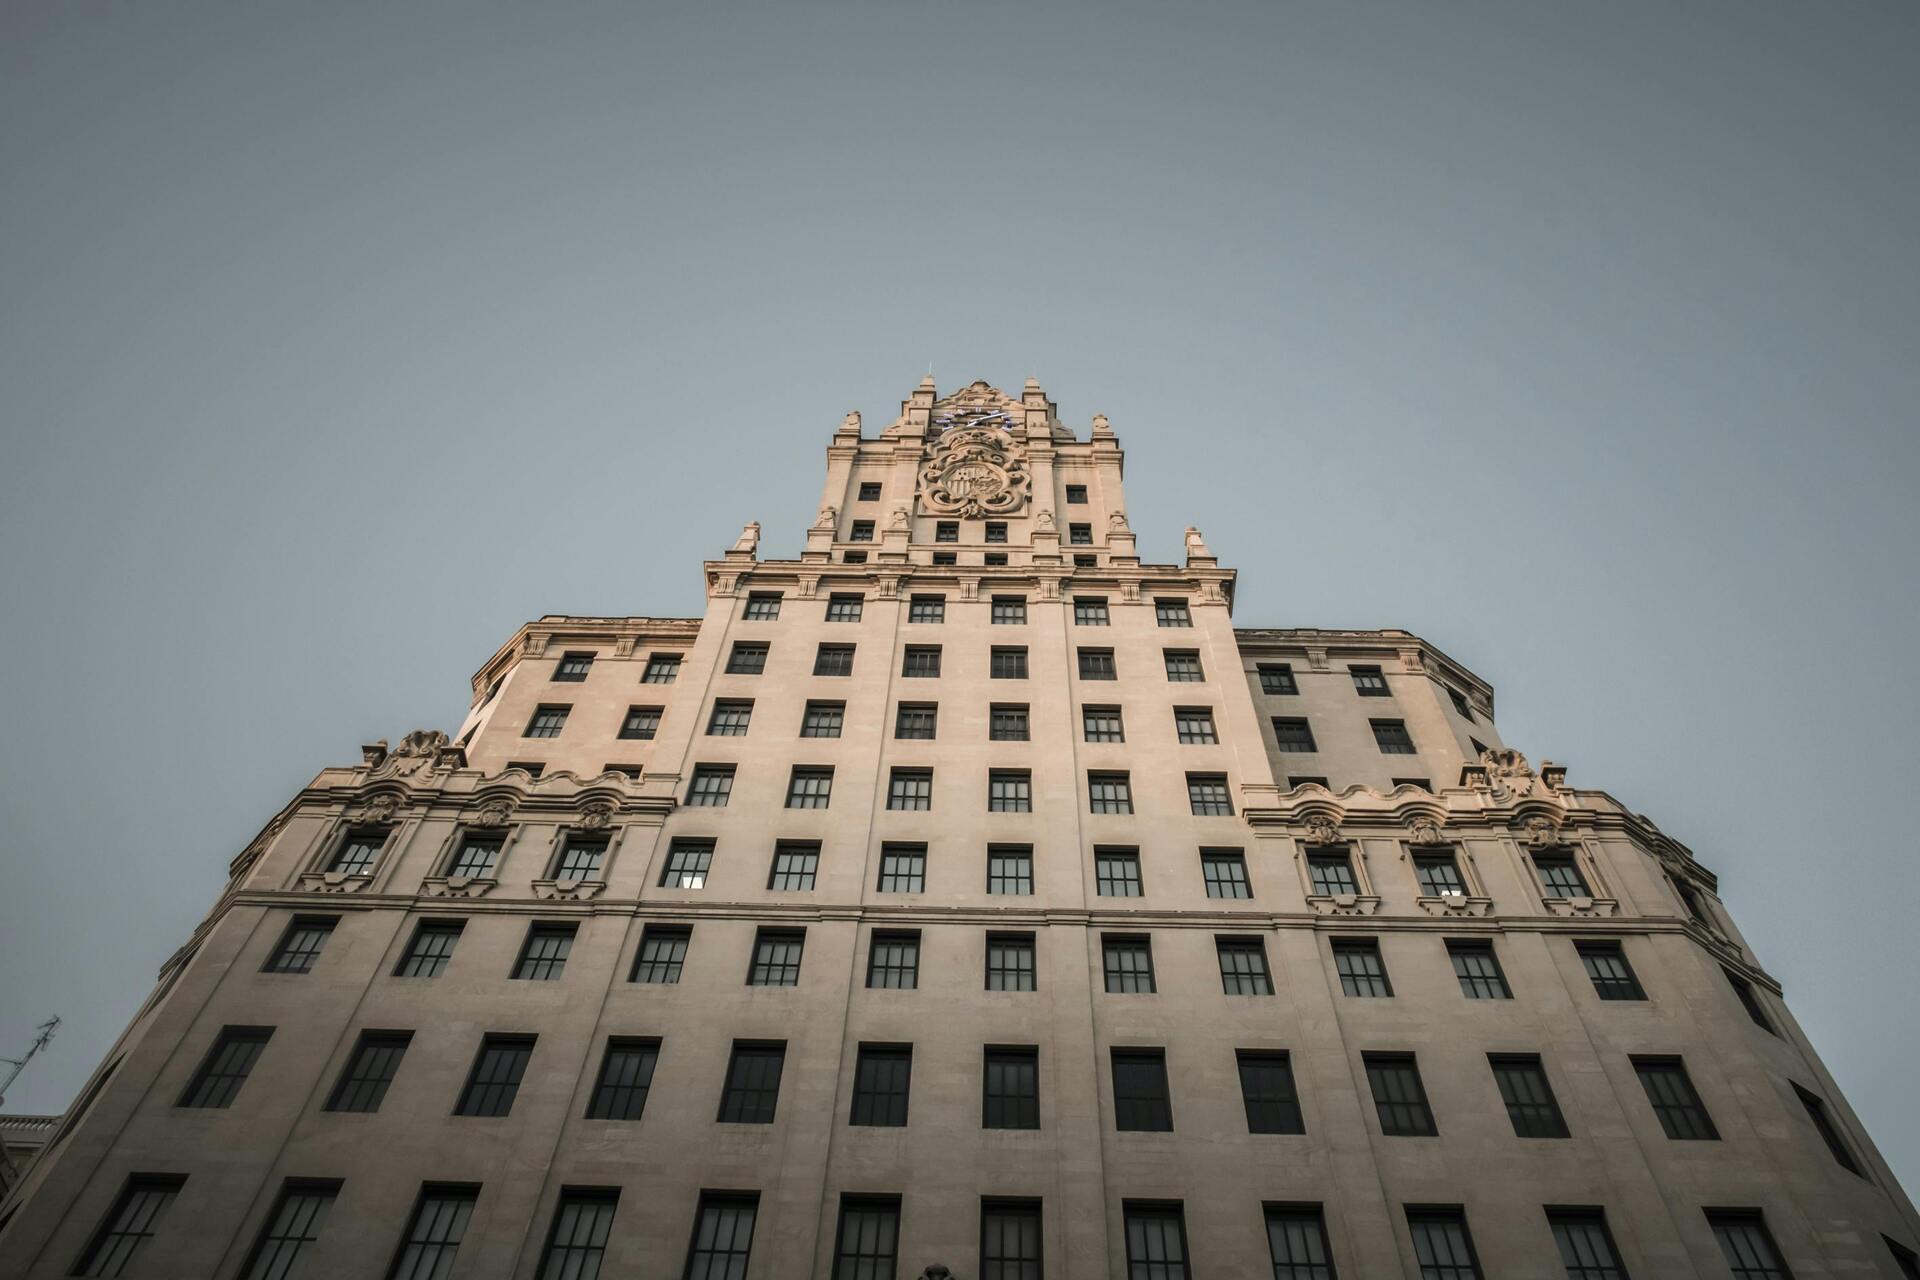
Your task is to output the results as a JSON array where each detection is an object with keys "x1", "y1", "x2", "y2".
[
  {"x1": 743, "y1": 593, "x2": 782, "y2": 620},
  {"x1": 179, "y1": 1027, "x2": 272, "y2": 1108},
  {"x1": 725, "y1": 643, "x2": 768, "y2": 674},
  {"x1": 1163, "y1": 650, "x2": 1204, "y2": 682},
  {"x1": 989, "y1": 770, "x2": 1032, "y2": 812},
  {"x1": 241, "y1": 1181, "x2": 338, "y2": 1280},
  {"x1": 1155, "y1": 599, "x2": 1192, "y2": 627},
  {"x1": 833, "y1": 1198, "x2": 901, "y2": 1278},
  {"x1": 1548, "y1": 1209, "x2": 1627, "y2": 1280},
  {"x1": 75, "y1": 1176, "x2": 184, "y2": 1277},
  {"x1": 264, "y1": 918, "x2": 336, "y2": 974},
  {"x1": 990, "y1": 704, "x2": 1030, "y2": 740},
  {"x1": 866, "y1": 932, "x2": 920, "y2": 990},
  {"x1": 1073, "y1": 597, "x2": 1110, "y2": 626},
  {"x1": 1577, "y1": 943, "x2": 1645, "y2": 1000},
  {"x1": 1365, "y1": 1054, "x2": 1436, "y2": 1135},
  {"x1": 895, "y1": 702, "x2": 938, "y2": 739},
  {"x1": 887, "y1": 768, "x2": 932, "y2": 811},
  {"x1": 878, "y1": 845, "x2": 926, "y2": 893},
  {"x1": 1112, "y1": 1051, "x2": 1173, "y2": 1131},
  {"x1": 1308, "y1": 853, "x2": 1358, "y2": 897},
  {"x1": 787, "y1": 767, "x2": 834, "y2": 809},
  {"x1": 1078, "y1": 648, "x2": 1116, "y2": 679},
  {"x1": 1272, "y1": 717, "x2": 1317, "y2": 751},
  {"x1": 982, "y1": 1201, "x2": 1044, "y2": 1280},
  {"x1": 1632, "y1": 1058, "x2": 1718, "y2": 1140},
  {"x1": 707, "y1": 700, "x2": 753, "y2": 736},
  {"x1": 1406, "y1": 1208, "x2": 1482, "y2": 1280},
  {"x1": 455, "y1": 1037, "x2": 534, "y2": 1117},
  {"x1": 1792, "y1": 1082, "x2": 1861, "y2": 1174},
  {"x1": 397, "y1": 921, "x2": 463, "y2": 978},
  {"x1": 1370, "y1": 719, "x2": 1415, "y2": 754},
  {"x1": 987, "y1": 933, "x2": 1036, "y2": 992},
  {"x1": 619, "y1": 706, "x2": 662, "y2": 739},
  {"x1": 1259, "y1": 664, "x2": 1299, "y2": 695},
  {"x1": 448, "y1": 835, "x2": 502, "y2": 879},
  {"x1": 1334, "y1": 941, "x2": 1392, "y2": 997},
  {"x1": 826, "y1": 594, "x2": 865, "y2": 622},
  {"x1": 536, "y1": 1191, "x2": 617, "y2": 1280},
  {"x1": 1174, "y1": 707, "x2": 1217, "y2": 743},
  {"x1": 902, "y1": 644, "x2": 942, "y2": 677},
  {"x1": 524, "y1": 705, "x2": 571, "y2": 739},
  {"x1": 988, "y1": 846, "x2": 1034, "y2": 896},
  {"x1": 685, "y1": 1194, "x2": 758, "y2": 1276},
  {"x1": 1217, "y1": 937, "x2": 1274, "y2": 995},
  {"x1": 632, "y1": 925, "x2": 690, "y2": 983},
  {"x1": 814, "y1": 644, "x2": 856, "y2": 676},
  {"x1": 641, "y1": 654, "x2": 681, "y2": 683},
  {"x1": 983, "y1": 1047, "x2": 1040, "y2": 1129},
  {"x1": 1706, "y1": 1211, "x2": 1791, "y2": 1280},
  {"x1": 586, "y1": 1039, "x2": 659, "y2": 1121},
  {"x1": 1083, "y1": 706, "x2": 1125, "y2": 742},
  {"x1": 1536, "y1": 854, "x2": 1592, "y2": 899},
  {"x1": 1414, "y1": 854, "x2": 1467, "y2": 897},
  {"x1": 718, "y1": 1045, "x2": 784, "y2": 1123},
  {"x1": 748, "y1": 929, "x2": 805, "y2": 986},
  {"x1": 326, "y1": 1032, "x2": 411, "y2": 1113},
  {"x1": 1096, "y1": 850, "x2": 1142, "y2": 897},
  {"x1": 1201, "y1": 850, "x2": 1251, "y2": 899},
  {"x1": 1238, "y1": 1051, "x2": 1305, "y2": 1135},
  {"x1": 1266, "y1": 1206, "x2": 1336, "y2": 1279},
  {"x1": 991, "y1": 595, "x2": 1026, "y2": 623},
  {"x1": 1490, "y1": 1055, "x2": 1569, "y2": 1138},
  {"x1": 1187, "y1": 773, "x2": 1233, "y2": 815},
  {"x1": 661, "y1": 839, "x2": 714, "y2": 888},
  {"x1": 1103, "y1": 936, "x2": 1156, "y2": 993},
  {"x1": 992, "y1": 646, "x2": 1029, "y2": 679},
  {"x1": 1447, "y1": 942, "x2": 1511, "y2": 999},
  {"x1": 850, "y1": 1049, "x2": 912, "y2": 1126},
  {"x1": 1089, "y1": 772, "x2": 1133, "y2": 814},
  {"x1": 328, "y1": 831, "x2": 385, "y2": 876},
  {"x1": 768, "y1": 842, "x2": 819, "y2": 891},
  {"x1": 390, "y1": 1187, "x2": 477, "y2": 1280},
  {"x1": 686, "y1": 766, "x2": 735, "y2": 807},
  {"x1": 1349, "y1": 665, "x2": 1388, "y2": 696},
  {"x1": 552, "y1": 837, "x2": 606, "y2": 881},
  {"x1": 1123, "y1": 1204, "x2": 1189, "y2": 1277},
  {"x1": 801, "y1": 700, "x2": 845, "y2": 737}
]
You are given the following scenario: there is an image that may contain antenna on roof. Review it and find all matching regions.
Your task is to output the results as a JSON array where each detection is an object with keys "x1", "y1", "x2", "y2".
[{"x1": 0, "y1": 1015, "x2": 60, "y2": 1109}]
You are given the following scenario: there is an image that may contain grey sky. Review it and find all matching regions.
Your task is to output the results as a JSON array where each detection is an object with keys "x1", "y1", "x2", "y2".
[{"x1": 2, "y1": 1, "x2": 1916, "y2": 1190}]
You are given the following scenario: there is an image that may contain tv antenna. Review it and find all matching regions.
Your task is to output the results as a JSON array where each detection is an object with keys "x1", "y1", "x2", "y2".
[{"x1": 0, "y1": 1016, "x2": 60, "y2": 1109}]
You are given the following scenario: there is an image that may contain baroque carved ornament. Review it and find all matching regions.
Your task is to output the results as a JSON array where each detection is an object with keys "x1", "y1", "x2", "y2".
[
  {"x1": 470, "y1": 798, "x2": 515, "y2": 827},
  {"x1": 919, "y1": 394, "x2": 1030, "y2": 518}
]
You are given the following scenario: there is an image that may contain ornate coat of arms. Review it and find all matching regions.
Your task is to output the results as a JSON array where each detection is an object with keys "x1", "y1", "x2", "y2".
[{"x1": 919, "y1": 393, "x2": 1030, "y2": 517}]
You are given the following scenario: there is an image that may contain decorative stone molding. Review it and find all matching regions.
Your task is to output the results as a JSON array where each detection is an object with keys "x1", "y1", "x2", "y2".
[
  {"x1": 366, "y1": 730, "x2": 451, "y2": 780},
  {"x1": 1306, "y1": 893, "x2": 1380, "y2": 917},
  {"x1": 420, "y1": 876, "x2": 498, "y2": 899},
  {"x1": 351, "y1": 793, "x2": 404, "y2": 826},
  {"x1": 918, "y1": 400, "x2": 1030, "y2": 517},
  {"x1": 299, "y1": 871, "x2": 372, "y2": 894},
  {"x1": 1294, "y1": 804, "x2": 1344, "y2": 845},
  {"x1": 1416, "y1": 894, "x2": 1493, "y2": 918},
  {"x1": 575, "y1": 800, "x2": 615, "y2": 831},
  {"x1": 522, "y1": 633, "x2": 550, "y2": 658},
  {"x1": 1541, "y1": 762, "x2": 1568, "y2": 790},
  {"x1": 531, "y1": 878, "x2": 606, "y2": 902},
  {"x1": 1542, "y1": 894, "x2": 1619, "y2": 919},
  {"x1": 1481, "y1": 748, "x2": 1537, "y2": 802},
  {"x1": 469, "y1": 797, "x2": 515, "y2": 827},
  {"x1": 1514, "y1": 813, "x2": 1563, "y2": 848}
]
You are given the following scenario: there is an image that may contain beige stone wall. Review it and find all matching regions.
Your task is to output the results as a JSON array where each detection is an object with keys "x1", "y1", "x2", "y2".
[{"x1": 2, "y1": 380, "x2": 1914, "y2": 1278}]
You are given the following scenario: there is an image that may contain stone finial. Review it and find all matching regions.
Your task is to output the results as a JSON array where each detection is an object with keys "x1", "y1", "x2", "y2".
[
  {"x1": 1091, "y1": 413, "x2": 1115, "y2": 438},
  {"x1": 730, "y1": 522, "x2": 760, "y2": 557},
  {"x1": 836, "y1": 410, "x2": 862, "y2": 436},
  {"x1": 814, "y1": 505, "x2": 838, "y2": 529},
  {"x1": 1184, "y1": 526, "x2": 1213, "y2": 562}
]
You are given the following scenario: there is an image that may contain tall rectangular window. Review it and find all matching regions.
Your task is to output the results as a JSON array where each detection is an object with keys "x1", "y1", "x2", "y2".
[
  {"x1": 992, "y1": 595, "x2": 1027, "y2": 624},
  {"x1": 826, "y1": 593, "x2": 865, "y2": 621},
  {"x1": 833, "y1": 1197, "x2": 902, "y2": 1277},
  {"x1": 717, "y1": 1044, "x2": 784, "y2": 1123},
  {"x1": 1405, "y1": 1208, "x2": 1482, "y2": 1279},
  {"x1": 1201, "y1": 849, "x2": 1251, "y2": 898},
  {"x1": 1096, "y1": 848, "x2": 1142, "y2": 897},
  {"x1": 908, "y1": 594, "x2": 945, "y2": 623},
  {"x1": 903, "y1": 644, "x2": 942, "y2": 677},
  {"x1": 618, "y1": 705, "x2": 662, "y2": 740},
  {"x1": 1706, "y1": 1211, "x2": 1791, "y2": 1280},
  {"x1": 1365, "y1": 1053, "x2": 1436, "y2": 1135},
  {"x1": 983, "y1": 1046, "x2": 1040, "y2": 1129},
  {"x1": 988, "y1": 845, "x2": 1033, "y2": 895},
  {"x1": 1349, "y1": 665, "x2": 1389, "y2": 696},
  {"x1": 682, "y1": 1195, "x2": 759, "y2": 1277},
  {"x1": 1259, "y1": 664, "x2": 1299, "y2": 694},
  {"x1": 1112, "y1": 1050, "x2": 1173, "y2": 1131},
  {"x1": 552, "y1": 836, "x2": 607, "y2": 881},
  {"x1": 513, "y1": 923, "x2": 576, "y2": 981},
  {"x1": 179, "y1": 1027, "x2": 272, "y2": 1108},
  {"x1": 390, "y1": 1186, "x2": 478, "y2": 1280},
  {"x1": 1217, "y1": 937, "x2": 1274, "y2": 995},
  {"x1": 686, "y1": 765, "x2": 735, "y2": 807},
  {"x1": 455, "y1": 1036, "x2": 534, "y2": 1117},
  {"x1": 536, "y1": 1191, "x2": 617, "y2": 1280},
  {"x1": 264, "y1": 917, "x2": 336, "y2": 974},
  {"x1": 1272, "y1": 717, "x2": 1317, "y2": 751},
  {"x1": 525, "y1": 705, "x2": 571, "y2": 738},
  {"x1": 878, "y1": 844, "x2": 927, "y2": 893},
  {"x1": 1535, "y1": 853, "x2": 1592, "y2": 898},
  {"x1": 240, "y1": 1181, "x2": 338, "y2": 1280},
  {"x1": 1266, "y1": 1208, "x2": 1335, "y2": 1279},
  {"x1": 328, "y1": 830, "x2": 386, "y2": 876},
  {"x1": 991, "y1": 703, "x2": 1030, "y2": 740},
  {"x1": 1633, "y1": 1057, "x2": 1718, "y2": 1139},
  {"x1": 1447, "y1": 941, "x2": 1511, "y2": 999},
  {"x1": 325, "y1": 1031, "x2": 411, "y2": 1113},
  {"x1": 814, "y1": 643, "x2": 855, "y2": 676},
  {"x1": 1792, "y1": 1083, "x2": 1861, "y2": 1174},
  {"x1": 1163, "y1": 650, "x2": 1204, "y2": 682},
  {"x1": 850, "y1": 1048, "x2": 912, "y2": 1126},
  {"x1": 585, "y1": 1038, "x2": 659, "y2": 1121},
  {"x1": 1370, "y1": 719, "x2": 1415, "y2": 754},
  {"x1": 1187, "y1": 773, "x2": 1233, "y2": 815},
  {"x1": 989, "y1": 770, "x2": 1033, "y2": 812},
  {"x1": 1577, "y1": 942, "x2": 1645, "y2": 1000},
  {"x1": 867, "y1": 931, "x2": 920, "y2": 989},
  {"x1": 1333, "y1": 940, "x2": 1392, "y2": 997},
  {"x1": 748, "y1": 929, "x2": 805, "y2": 986},
  {"x1": 660, "y1": 839, "x2": 714, "y2": 888},
  {"x1": 1073, "y1": 596, "x2": 1110, "y2": 625},
  {"x1": 1308, "y1": 852, "x2": 1359, "y2": 897},
  {"x1": 1082, "y1": 705, "x2": 1125, "y2": 742},
  {"x1": 641, "y1": 653, "x2": 681, "y2": 683},
  {"x1": 1724, "y1": 969, "x2": 1775, "y2": 1034},
  {"x1": 707, "y1": 699, "x2": 753, "y2": 736},
  {"x1": 991, "y1": 646, "x2": 1029, "y2": 679},
  {"x1": 631, "y1": 925, "x2": 690, "y2": 983},
  {"x1": 1124, "y1": 1204, "x2": 1189, "y2": 1277},
  {"x1": 1089, "y1": 772, "x2": 1133, "y2": 814},
  {"x1": 896, "y1": 702, "x2": 938, "y2": 739},
  {"x1": 1490, "y1": 1055, "x2": 1569, "y2": 1137},
  {"x1": 887, "y1": 768, "x2": 932, "y2": 811},
  {"x1": 725, "y1": 642, "x2": 768, "y2": 674},
  {"x1": 1078, "y1": 648, "x2": 1116, "y2": 679},
  {"x1": 74, "y1": 1175, "x2": 184, "y2": 1277},
  {"x1": 987, "y1": 933, "x2": 1036, "y2": 991},
  {"x1": 1414, "y1": 853, "x2": 1467, "y2": 897},
  {"x1": 1547, "y1": 1209, "x2": 1627, "y2": 1280},
  {"x1": 396, "y1": 920, "x2": 463, "y2": 978},
  {"x1": 768, "y1": 841, "x2": 819, "y2": 891},
  {"x1": 1154, "y1": 598, "x2": 1193, "y2": 627},
  {"x1": 1173, "y1": 706, "x2": 1217, "y2": 743},
  {"x1": 787, "y1": 766, "x2": 834, "y2": 809},
  {"x1": 447, "y1": 834, "x2": 502, "y2": 879},
  {"x1": 1237, "y1": 1051, "x2": 1305, "y2": 1134},
  {"x1": 1102, "y1": 935, "x2": 1156, "y2": 993},
  {"x1": 743, "y1": 592, "x2": 782, "y2": 620},
  {"x1": 982, "y1": 1201, "x2": 1043, "y2": 1279},
  {"x1": 801, "y1": 699, "x2": 845, "y2": 737}
]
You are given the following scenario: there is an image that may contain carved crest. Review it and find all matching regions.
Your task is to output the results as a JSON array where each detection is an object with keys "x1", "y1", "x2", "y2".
[
  {"x1": 353, "y1": 793, "x2": 402, "y2": 826},
  {"x1": 471, "y1": 797, "x2": 514, "y2": 827},
  {"x1": 1518, "y1": 814, "x2": 1562, "y2": 848},
  {"x1": 576, "y1": 800, "x2": 615, "y2": 830},
  {"x1": 1404, "y1": 813, "x2": 1444, "y2": 845},
  {"x1": 1303, "y1": 813, "x2": 1341, "y2": 845},
  {"x1": 1481, "y1": 747, "x2": 1537, "y2": 801},
  {"x1": 920, "y1": 395, "x2": 1030, "y2": 518}
]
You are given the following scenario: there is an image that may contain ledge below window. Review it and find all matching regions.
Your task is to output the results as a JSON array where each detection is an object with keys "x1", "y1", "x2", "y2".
[
  {"x1": 531, "y1": 877, "x2": 606, "y2": 902},
  {"x1": 1306, "y1": 893, "x2": 1380, "y2": 917},
  {"x1": 421, "y1": 876, "x2": 498, "y2": 900},
  {"x1": 1416, "y1": 894, "x2": 1493, "y2": 918}
]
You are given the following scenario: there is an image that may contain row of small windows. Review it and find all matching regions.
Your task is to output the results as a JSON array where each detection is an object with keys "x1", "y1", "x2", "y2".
[
  {"x1": 171, "y1": 1016, "x2": 1827, "y2": 1157},
  {"x1": 1256, "y1": 662, "x2": 1480, "y2": 723},
  {"x1": 75, "y1": 1171, "x2": 1859, "y2": 1280},
  {"x1": 270, "y1": 916, "x2": 1787, "y2": 1055},
  {"x1": 854, "y1": 480, "x2": 1091, "y2": 505},
  {"x1": 680, "y1": 765, "x2": 1232, "y2": 816}
]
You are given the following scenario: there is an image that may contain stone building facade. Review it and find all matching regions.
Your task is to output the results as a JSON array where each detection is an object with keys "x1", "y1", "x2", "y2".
[{"x1": 2, "y1": 377, "x2": 1916, "y2": 1278}]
